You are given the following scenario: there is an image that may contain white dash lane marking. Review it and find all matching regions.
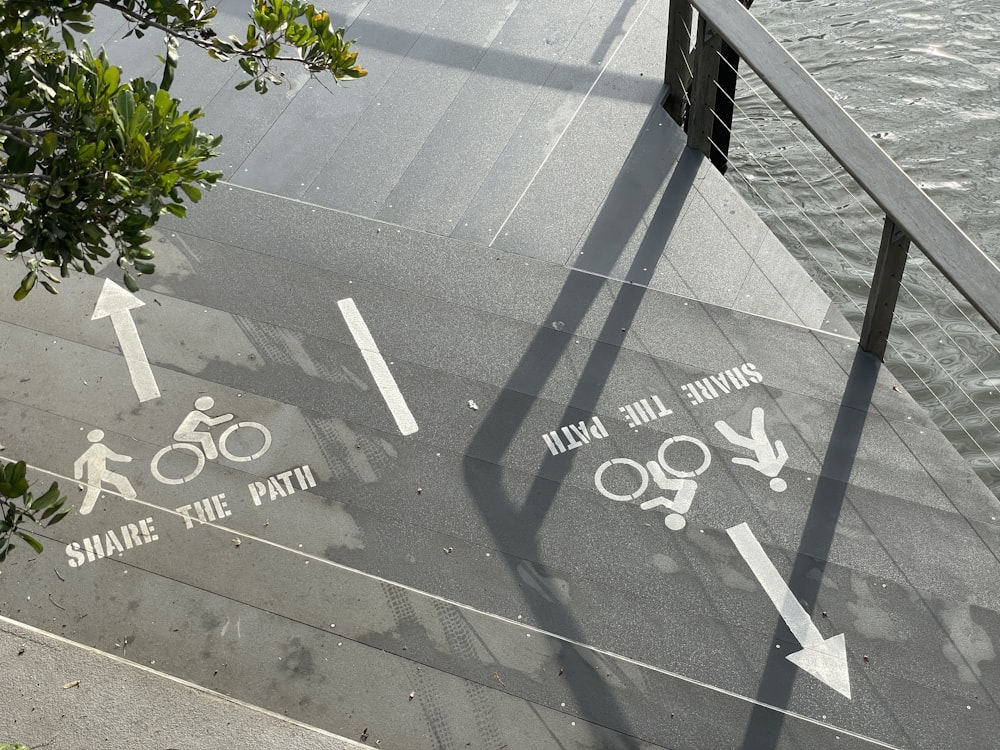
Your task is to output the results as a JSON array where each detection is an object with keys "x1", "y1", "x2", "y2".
[{"x1": 337, "y1": 297, "x2": 418, "y2": 436}]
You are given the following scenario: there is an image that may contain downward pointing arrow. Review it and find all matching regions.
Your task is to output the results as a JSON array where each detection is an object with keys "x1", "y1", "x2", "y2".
[
  {"x1": 91, "y1": 279, "x2": 160, "y2": 403},
  {"x1": 726, "y1": 522, "x2": 852, "y2": 699}
]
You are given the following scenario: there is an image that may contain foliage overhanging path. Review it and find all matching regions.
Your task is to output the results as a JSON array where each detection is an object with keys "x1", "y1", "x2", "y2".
[
  {"x1": 1, "y1": 0, "x2": 365, "y2": 299},
  {"x1": 0, "y1": 0, "x2": 363, "y2": 561}
]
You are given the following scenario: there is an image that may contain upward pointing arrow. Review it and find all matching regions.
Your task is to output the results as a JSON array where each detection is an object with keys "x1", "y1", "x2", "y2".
[
  {"x1": 726, "y1": 522, "x2": 852, "y2": 699},
  {"x1": 92, "y1": 278, "x2": 160, "y2": 403}
]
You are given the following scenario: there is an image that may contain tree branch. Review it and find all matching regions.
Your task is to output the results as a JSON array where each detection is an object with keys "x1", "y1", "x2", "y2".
[
  {"x1": 0, "y1": 129, "x2": 39, "y2": 150},
  {"x1": 90, "y1": 0, "x2": 325, "y2": 68},
  {"x1": 0, "y1": 173, "x2": 49, "y2": 182},
  {"x1": 0, "y1": 122, "x2": 48, "y2": 137}
]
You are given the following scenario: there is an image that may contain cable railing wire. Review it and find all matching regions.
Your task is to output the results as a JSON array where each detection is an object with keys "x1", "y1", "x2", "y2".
[
  {"x1": 728, "y1": 58, "x2": 1000, "y2": 373},
  {"x1": 706, "y1": 133, "x2": 869, "y2": 316},
  {"x1": 722, "y1": 136, "x2": 1000, "y2": 483},
  {"x1": 704, "y1": 58, "x2": 1000, "y2": 488},
  {"x1": 692, "y1": 34, "x2": 1000, "y2": 362},
  {"x1": 700, "y1": 115, "x2": 871, "y2": 318},
  {"x1": 705, "y1": 95, "x2": 879, "y2": 301},
  {"x1": 723, "y1": 84, "x2": 1000, "y2": 430},
  {"x1": 720, "y1": 108, "x2": 1000, "y2": 445},
  {"x1": 715, "y1": 51, "x2": 1000, "y2": 381}
]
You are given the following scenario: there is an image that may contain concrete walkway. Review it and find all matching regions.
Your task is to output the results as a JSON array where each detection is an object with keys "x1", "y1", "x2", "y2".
[
  {"x1": 1, "y1": 617, "x2": 366, "y2": 749},
  {"x1": 3, "y1": 1, "x2": 1000, "y2": 749}
]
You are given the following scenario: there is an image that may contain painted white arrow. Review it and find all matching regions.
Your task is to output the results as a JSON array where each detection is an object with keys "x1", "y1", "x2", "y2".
[
  {"x1": 91, "y1": 278, "x2": 160, "y2": 403},
  {"x1": 726, "y1": 522, "x2": 852, "y2": 699}
]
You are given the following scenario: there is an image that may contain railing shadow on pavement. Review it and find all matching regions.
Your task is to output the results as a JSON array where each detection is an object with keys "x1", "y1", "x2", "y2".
[
  {"x1": 461, "y1": 99, "x2": 697, "y2": 747},
  {"x1": 663, "y1": 2, "x2": 1000, "y2": 741},
  {"x1": 738, "y1": 349, "x2": 878, "y2": 749}
]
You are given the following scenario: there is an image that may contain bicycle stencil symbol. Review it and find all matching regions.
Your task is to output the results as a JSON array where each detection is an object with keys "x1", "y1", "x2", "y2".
[
  {"x1": 150, "y1": 396, "x2": 272, "y2": 485},
  {"x1": 593, "y1": 435, "x2": 712, "y2": 531}
]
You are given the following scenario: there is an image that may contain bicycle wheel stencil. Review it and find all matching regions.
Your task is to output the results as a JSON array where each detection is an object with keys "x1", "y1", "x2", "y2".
[
  {"x1": 594, "y1": 434, "x2": 711, "y2": 531},
  {"x1": 219, "y1": 422, "x2": 271, "y2": 462},
  {"x1": 150, "y1": 396, "x2": 273, "y2": 485}
]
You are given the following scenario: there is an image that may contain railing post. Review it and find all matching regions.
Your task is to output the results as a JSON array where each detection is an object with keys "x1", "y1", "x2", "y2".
[
  {"x1": 664, "y1": 0, "x2": 693, "y2": 124},
  {"x1": 709, "y1": 0, "x2": 753, "y2": 173},
  {"x1": 686, "y1": 15, "x2": 724, "y2": 158},
  {"x1": 860, "y1": 217, "x2": 911, "y2": 360}
]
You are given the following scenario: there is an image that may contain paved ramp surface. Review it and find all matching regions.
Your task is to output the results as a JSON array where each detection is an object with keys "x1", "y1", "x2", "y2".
[{"x1": 3, "y1": 1, "x2": 1000, "y2": 749}]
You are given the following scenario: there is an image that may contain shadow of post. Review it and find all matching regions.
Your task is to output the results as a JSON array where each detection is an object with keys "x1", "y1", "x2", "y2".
[
  {"x1": 740, "y1": 348, "x2": 881, "y2": 748},
  {"x1": 461, "y1": 107, "x2": 699, "y2": 744}
]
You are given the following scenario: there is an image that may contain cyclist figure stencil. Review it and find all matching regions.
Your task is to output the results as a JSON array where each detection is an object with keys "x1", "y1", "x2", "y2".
[
  {"x1": 174, "y1": 396, "x2": 233, "y2": 461},
  {"x1": 593, "y1": 435, "x2": 712, "y2": 531},
  {"x1": 150, "y1": 394, "x2": 272, "y2": 485}
]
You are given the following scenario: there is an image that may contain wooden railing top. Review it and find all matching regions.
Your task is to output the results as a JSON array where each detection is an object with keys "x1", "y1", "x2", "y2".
[{"x1": 688, "y1": 0, "x2": 1000, "y2": 333}]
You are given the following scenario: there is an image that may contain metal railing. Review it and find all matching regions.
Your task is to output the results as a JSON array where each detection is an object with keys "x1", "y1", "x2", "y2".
[{"x1": 663, "y1": 0, "x2": 1000, "y2": 359}]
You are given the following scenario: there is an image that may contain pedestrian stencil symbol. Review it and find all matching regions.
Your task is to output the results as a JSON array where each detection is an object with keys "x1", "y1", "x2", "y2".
[
  {"x1": 715, "y1": 407, "x2": 788, "y2": 492},
  {"x1": 591, "y1": 396, "x2": 851, "y2": 697},
  {"x1": 73, "y1": 394, "x2": 273, "y2": 515},
  {"x1": 74, "y1": 429, "x2": 137, "y2": 515}
]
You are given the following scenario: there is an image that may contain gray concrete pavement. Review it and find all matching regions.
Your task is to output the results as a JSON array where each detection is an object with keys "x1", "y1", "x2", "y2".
[
  {"x1": 3, "y1": 0, "x2": 1000, "y2": 748},
  {"x1": 0, "y1": 616, "x2": 366, "y2": 749}
]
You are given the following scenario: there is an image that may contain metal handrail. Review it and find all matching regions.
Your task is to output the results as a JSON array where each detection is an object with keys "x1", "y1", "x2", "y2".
[{"x1": 664, "y1": 0, "x2": 1000, "y2": 357}]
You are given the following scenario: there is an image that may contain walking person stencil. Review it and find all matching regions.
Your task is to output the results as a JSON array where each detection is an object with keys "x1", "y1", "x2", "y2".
[
  {"x1": 74, "y1": 429, "x2": 137, "y2": 514},
  {"x1": 715, "y1": 407, "x2": 789, "y2": 492}
]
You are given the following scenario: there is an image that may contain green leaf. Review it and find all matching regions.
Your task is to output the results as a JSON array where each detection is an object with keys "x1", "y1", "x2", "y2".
[
  {"x1": 41, "y1": 503, "x2": 63, "y2": 521},
  {"x1": 160, "y1": 36, "x2": 179, "y2": 91},
  {"x1": 115, "y1": 88, "x2": 136, "y2": 128},
  {"x1": 0, "y1": 0, "x2": 363, "y2": 302},
  {"x1": 5, "y1": 139, "x2": 34, "y2": 174},
  {"x1": 13, "y1": 271, "x2": 36, "y2": 301},
  {"x1": 49, "y1": 508, "x2": 73, "y2": 525},
  {"x1": 179, "y1": 183, "x2": 202, "y2": 201},
  {"x1": 103, "y1": 64, "x2": 121, "y2": 92},
  {"x1": 35, "y1": 80, "x2": 56, "y2": 99},
  {"x1": 123, "y1": 271, "x2": 139, "y2": 293},
  {"x1": 41, "y1": 131, "x2": 59, "y2": 157},
  {"x1": 17, "y1": 532, "x2": 45, "y2": 554},
  {"x1": 31, "y1": 484, "x2": 63, "y2": 512}
]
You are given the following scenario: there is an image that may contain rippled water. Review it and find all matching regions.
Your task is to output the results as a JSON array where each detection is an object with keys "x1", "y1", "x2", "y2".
[{"x1": 726, "y1": 0, "x2": 1000, "y2": 494}]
